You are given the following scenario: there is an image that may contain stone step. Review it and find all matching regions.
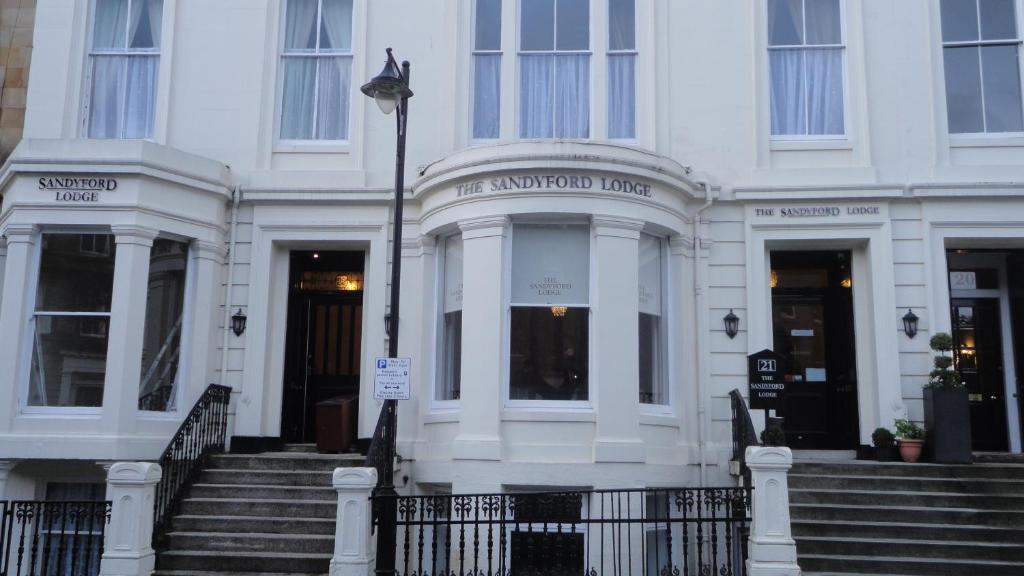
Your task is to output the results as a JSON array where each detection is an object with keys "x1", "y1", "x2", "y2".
[
  {"x1": 281, "y1": 443, "x2": 318, "y2": 453},
  {"x1": 790, "y1": 503, "x2": 1024, "y2": 526},
  {"x1": 789, "y1": 473, "x2": 1024, "y2": 494},
  {"x1": 790, "y1": 462, "x2": 1024, "y2": 480},
  {"x1": 166, "y1": 532, "x2": 334, "y2": 555},
  {"x1": 178, "y1": 498, "x2": 336, "y2": 519},
  {"x1": 171, "y1": 515, "x2": 336, "y2": 536},
  {"x1": 789, "y1": 488, "x2": 1024, "y2": 510},
  {"x1": 795, "y1": 536, "x2": 1024, "y2": 563},
  {"x1": 199, "y1": 469, "x2": 333, "y2": 487},
  {"x1": 188, "y1": 483, "x2": 336, "y2": 501},
  {"x1": 156, "y1": 550, "x2": 331, "y2": 574},
  {"x1": 155, "y1": 572, "x2": 324, "y2": 576},
  {"x1": 206, "y1": 453, "x2": 364, "y2": 472},
  {"x1": 798, "y1": 554, "x2": 1024, "y2": 576},
  {"x1": 791, "y1": 519, "x2": 1024, "y2": 543}
]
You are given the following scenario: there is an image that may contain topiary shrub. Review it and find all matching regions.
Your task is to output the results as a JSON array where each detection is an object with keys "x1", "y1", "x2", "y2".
[
  {"x1": 927, "y1": 332, "x2": 962, "y2": 389},
  {"x1": 871, "y1": 427, "x2": 895, "y2": 448},
  {"x1": 760, "y1": 425, "x2": 786, "y2": 447}
]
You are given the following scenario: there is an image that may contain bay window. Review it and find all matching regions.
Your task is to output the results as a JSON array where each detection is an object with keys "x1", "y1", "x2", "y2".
[
  {"x1": 509, "y1": 225, "x2": 590, "y2": 402},
  {"x1": 639, "y1": 234, "x2": 666, "y2": 406},
  {"x1": 86, "y1": 0, "x2": 162, "y2": 139},
  {"x1": 438, "y1": 235, "x2": 463, "y2": 401},
  {"x1": 941, "y1": 0, "x2": 1024, "y2": 134},
  {"x1": 280, "y1": 0, "x2": 354, "y2": 141},
  {"x1": 138, "y1": 239, "x2": 189, "y2": 412}
]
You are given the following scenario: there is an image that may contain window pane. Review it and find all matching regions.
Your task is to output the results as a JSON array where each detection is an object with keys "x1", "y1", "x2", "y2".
[
  {"x1": 609, "y1": 0, "x2": 635, "y2": 51},
  {"x1": 123, "y1": 55, "x2": 158, "y2": 139},
  {"x1": 941, "y1": 0, "x2": 979, "y2": 42},
  {"x1": 440, "y1": 311, "x2": 462, "y2": 401},
  {"x1": 475, "y1": 0, "x2": 502, "y2": 51},
  {"x1": 30, "y1": 316, "x2": 109, "y2": 407},
  {"x1": 319, "y1": 0, "x2": 353, "y2": 52},
  {"x1": 88, "y1": 56, "x2": 127, "y2": 139},
  {"x1": 284, "y1": 0, "x2": 318, "y2": 52},
  {"x1": 806, "y1": 48, "x2": 844, "y2": 134},
  {"x1": 645, "y1": 529, "x2": 671, "y2": 576},
  {"x1": 280, "y1": 57, "x2": 317, "y2": 139},
  {"x1": 128, "y1": 0, "x2": 162, "y2": 49},
  {"x1": 980, "y1": 0, "x2": 1017, "y2": 40},
  {"x1": 944, "y1": 46, "x2": 985, "y2": 133},
  {"x1": 138, "y1": 239, "x2": 188, "y2": 412},
  {"x1": 556, "y1": 0, "x2": 589, "y2": 50},
  {"x1": 511, "y1": 224, "x2": 589, "y2": 305},
  {"x1": 639, "y1": 313, "x2": 662, "y2": 404},
  {"x1": 473, "y1": 54, "x2": 501, "y2": 138},
  {"x1": 769, "y1": 49, "x2": 806, "y2": 135},
  {"x1": 554, "y1": 54, "x2": 589, "y2": 138},
  {"x1": 608, "y1": 54, "x2": 636, "y2": 138},
  {"x1": 768, "y1": 0, "x2": 803, "y2": 46},
  {"x1": 805, "y1": 0, "x2": 840, "y2": 45},
  {"x1": 639, "y1": 234, "x2": 661, "y2": 315},
  {"x1": 982, "y1": 45, "x2": 1024, "y2": 132},
  {"x1": 521, "y1": 0, "x2": 554, "y2": 50},
  {"x1": 519, "y1": 54, "x2": 554, "y2": 137},
  {"x1": 93, "y1": 0, "x2": 128, "y2": 50},
  {"x1": 36, "y1": 234, "x2": 116, "y2": 313},
  {"x1": 315, "y1": 56, "x2": 352, "y2": 139},
  {"x1": 510, "y1": 306, "x2": 588, "y2": 400},
  {"x1": 443, "y1": 235, "x2": 464, "y2": 313}
]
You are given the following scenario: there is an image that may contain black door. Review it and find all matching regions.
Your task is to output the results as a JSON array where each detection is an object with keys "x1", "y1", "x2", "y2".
[
  {"x1": 952, "y1": 299, "x2": 1009, "y2": 452},
  {"x1": 771, "y1": 251, "x2": 858, "y2": 449}
]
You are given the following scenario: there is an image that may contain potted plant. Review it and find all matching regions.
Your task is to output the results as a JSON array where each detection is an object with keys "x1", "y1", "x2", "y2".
[
  {"x1": 895, "y1": 419, "x2": 925, "y2": 463},
  {"x1": 923, "y1": 333, "x2": 972, "y2": 464},
  {"x1": 871, "y1": 427, "x2": 896, "y2": 462}
]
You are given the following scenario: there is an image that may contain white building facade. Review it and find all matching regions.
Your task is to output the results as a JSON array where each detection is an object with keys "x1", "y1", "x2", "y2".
[{"x1": 1, "y1": 0, "x2": 1024, "y2": 501}]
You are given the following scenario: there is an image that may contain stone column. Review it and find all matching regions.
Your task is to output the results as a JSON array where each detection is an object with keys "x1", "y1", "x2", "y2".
[
  {"x1": 592, "y1": 216, "x2": 645, "y2": 463},
  {"x1": 452, "y1": 216, "x2": 509, "y2": 462},
  {"x1": 0, "y1": 236, "x2": 7, "y2": 310},
  {"x1": 745, "y1": 446, "x2": 801, "y2": 576},
  {"x1": 0, "y1": 224, "x2": 35, "y2": 429},
  {"x1": 100, "y1": 462, "x2": 162, "y2": 576},
  {"x1": 330, "y1": 467, "x2": 378, "y2": 576},
  {"x1": 0, "y1": 460, "x2": 16, "y2": 499},
  {"x1": 102, "y1": 226, "x2": 158, "y2": 435},
  {"x1": 186, "y1": 240, "x2": 227, "y2": 404}
]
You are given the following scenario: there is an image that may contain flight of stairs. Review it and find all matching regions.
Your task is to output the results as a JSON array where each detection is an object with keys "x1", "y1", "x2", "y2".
[
  {"x1": 153, "y1": 444, "x2": 365, "y2": 576},
  {"x1": 790, "y1": 460, "x2": 1024, "y2": 576}
]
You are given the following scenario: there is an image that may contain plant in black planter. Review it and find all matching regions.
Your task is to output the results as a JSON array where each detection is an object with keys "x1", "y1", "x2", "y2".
[
  {"x1": 924, "y1": 332, "x2": 972, "y2": 463},
  {"x1": 871, "y1": 427, "x2": 896, "y2": 462},
  {"x1": 760, "y1": 424, "x2": 787, "y2": 447}
]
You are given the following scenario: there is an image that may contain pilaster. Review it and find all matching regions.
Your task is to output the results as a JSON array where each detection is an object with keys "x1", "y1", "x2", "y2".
[
  {"x1": 185, "y1": 240, "x2": 227, "y2": 409},
  {"x1": 745, "y1": 446, "x2": 801, "y2": 576},
  {"x1": 0, "y1": 224, "x2": 35, "y2": 429},
  {"x1": 0, "y1": 460, "x2": 17, "y2": 499}
]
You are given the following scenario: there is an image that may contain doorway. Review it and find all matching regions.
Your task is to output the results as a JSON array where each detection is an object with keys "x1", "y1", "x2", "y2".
[
  {"x1": 770, "y1": 251, "x2": 859, "y2": 449},
  {"x1": 281, "y1": 251, "x2": 364, "y2": 443}
]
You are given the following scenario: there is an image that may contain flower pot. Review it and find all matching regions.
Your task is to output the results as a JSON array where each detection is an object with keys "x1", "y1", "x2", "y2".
[
  {"x1": 924, "y1": 387, "x2": 973, "y2": 464},
  {"x1": 899, "y1": 439, "x2": 924, "y2": 463}
]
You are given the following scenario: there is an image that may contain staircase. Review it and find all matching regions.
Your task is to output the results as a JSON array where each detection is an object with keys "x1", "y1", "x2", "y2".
[
  {"x1": 153, "y1": 445, "x2": 365, "y2": 576},
  {"x1": 790, "y1": 460, "x2": 1024, "y2": 576}
]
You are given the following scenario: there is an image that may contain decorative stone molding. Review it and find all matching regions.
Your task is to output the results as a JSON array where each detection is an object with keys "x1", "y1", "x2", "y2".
[
  {"x1": 0, "y1": 460, "x2": 17, "y2": 500},
  {"x1": 458, "y1": 215, "x2": 510, "y2": 240},
  {"x1": 745, "y1": 446, "x2": 801, "y2": 576},
  {"x1": 591, "y1": 215, "x2": 645, "y2": 239},
  {"x1": 191, "y1": 239, "x2": 228, "y2": 262},
  {"x1": 100, "y1": 462, "x2": 162, "y2": 576},
  {"x1": 110, "y1": 225, "x2": 159, "y2": 247},
  {"x1": 330, "y1": 467, "x2": 378, "y2": 576},
  {"x1": 0, "y1": 223, "x2": 36, "y2": 243}
]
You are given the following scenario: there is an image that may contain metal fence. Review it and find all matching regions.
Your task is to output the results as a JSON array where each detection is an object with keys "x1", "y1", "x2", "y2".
[
  {"x1": 376, "y1": 487, "x2": 752, "y2": 576},
  {"x1": 0, "y1": 500, "x2": 112, "y2": 576}
]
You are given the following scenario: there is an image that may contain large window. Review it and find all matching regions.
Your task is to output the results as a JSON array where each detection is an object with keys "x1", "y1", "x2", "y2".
[
  {"x1": 509, "y1": 225, "x2": 590, "y2": 401},
  {"x1": 473, "y1": 0, "x2": 502, "y2": 139},
  {"x1": 86, "y1": 0, "x2": 162, "y2": 139},
  {"x1": 438, "y1": 235, "x2": 463, "y2": 401},
  {"x1": 767, "y1": 0, "x2": 845, "y2": 137},
  {"x1": 941, "y1": 0, "x2": 1024, "y2": 134},
  {"x1": 29, "y1": 234, "x2": 116, "y2": 408},
  {"x1": 280, "y1": 0, "x2": 354, "y2": 141},
  {"x1": 639, "y1": 234, "x2": 666, "y2": 406},
  {"x1": 138, "y1": 239, "x2": 188, "y2": 412}
]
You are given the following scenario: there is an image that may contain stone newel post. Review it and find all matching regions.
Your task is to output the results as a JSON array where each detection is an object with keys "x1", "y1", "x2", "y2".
[
  {"x1": 745, "y1": 446, "x2": 801, "y2": 576},
  {"x1": 100, "y1": 462, "x2": 162, "y2": 576},
  {"x1": 330, "y1": 467, "x2": 378, "y2": 576}
]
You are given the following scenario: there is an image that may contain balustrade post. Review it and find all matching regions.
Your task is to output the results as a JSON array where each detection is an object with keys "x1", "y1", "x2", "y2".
[
  {"x1": 744, "y1": 446, "x2": 801, "y2": 576},
  {"x1": 331, "y1": 467, "x2": 379, "y2": 576},
  {"x1": 99, "y1": 462, "x2": 162, "y2": 576}
]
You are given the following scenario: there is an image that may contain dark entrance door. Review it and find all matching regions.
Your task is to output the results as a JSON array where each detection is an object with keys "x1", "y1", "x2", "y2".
[
  {"x1": 951, "y1": 299, "x2": 1009, "y2": 452},
  {"x1": 282, "y1": 251, "x2": 364, "y2": 443},
  {"x1": 770, "y1": 251, "x2": 858, "y2": 449}
]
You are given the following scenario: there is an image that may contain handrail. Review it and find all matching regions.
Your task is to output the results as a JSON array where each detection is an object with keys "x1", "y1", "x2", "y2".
[
  {"x1": 152, "y1": 383, "x2": 231, "y2": 541},
  {"x1": 730, "y1": 388, "x2": 760, "y2": 488}
]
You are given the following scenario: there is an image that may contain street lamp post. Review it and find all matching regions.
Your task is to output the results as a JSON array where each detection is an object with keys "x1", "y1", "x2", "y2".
[{"x1": 361, "y1": 47, "x2": 412, "y2": 576}]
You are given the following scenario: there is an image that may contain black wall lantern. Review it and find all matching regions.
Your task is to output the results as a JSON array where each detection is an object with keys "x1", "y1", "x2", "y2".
[
  {"x1": 902, "y1": 308, "x2": 919, "y2": 339},
  {"x1": 723, "y1": 309, "x2": 740, "y2": 339},
  {"x1": 231, "y1": 308, "x2": 247, "y2": 337}
]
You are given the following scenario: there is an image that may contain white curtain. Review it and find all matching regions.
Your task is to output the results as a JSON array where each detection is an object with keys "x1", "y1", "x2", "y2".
[
  {"x1": 93, "y1": 0, "x2": 128, "y2": 49},
  {"x1": 124, "y1": 55, "x2": 158, "y2": 138},
  {"x1": 281, "y1": 57, "x2": 317, "y2": 139},
  {"x1": 608, "y1": 54, "x2": 635, "y2": 138},
  {"x1": 129, "y1": 0, "x2": 162, "y2": 48},
  {"x1": 511, "y1": 225, "x2": 590, "y2": 305},
  {"x1": 285, "y1": 0, "x2": 318, "y2": 51},
  {"x1": 319, "y1": 0, "x2": 353, "y2": 51},
  {"x1": 315, "y1": 56, "x2": 351, "y2": 139},
  {"x1": 609, "y1": 0, "x2": 635, "y2": 51},
  {"x1": 88, "y1": 56, "x2": 126, "y2": 138},
  {"x1": 554, "y1": 54, "x2": 589, "y2": 138},
  {"x1": 769, "y1": 49, "x2": 805, "y2": 135},
  {"x1": 806, "y1": 48, "x2": 844, "y2": 134},
  {"x1": 473, "y1": 54, "x2": 501, "y2": 138},
  {"x1": 520, "y1": 54, "x2": 554, "y2": 138}
]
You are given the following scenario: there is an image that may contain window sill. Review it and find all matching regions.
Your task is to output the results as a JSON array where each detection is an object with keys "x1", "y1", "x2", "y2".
[
  {"x1": 949, "y1": 133, "x2": 1024, "y2": 148},
  {"x1": 770, "y1": 138, "x2": 852, "y2": 151},
  {"x1": 424, "y1": 410, "x2": 460, "y2": 424},
  {"x1": 274, "y1": 141, "x2": 352, "y2": 154},
  {"x1": 501, "y1": 407, "x2": 596, "y2": 422},
  {"x1": 138, "y1": 410, "x2": 181, "y2": 420},
  {"x1": 639, "y1": 412, "x2": 679, "y2": 428},
  {"x1": 19, "y1": 407, "x2": 103, "y2": 418}
]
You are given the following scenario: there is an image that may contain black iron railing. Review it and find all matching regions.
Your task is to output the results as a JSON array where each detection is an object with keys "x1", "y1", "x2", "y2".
[
  {"x1": 375, "y1": 487, "x2": 752, "y2": 576},
  {"x1": 730, "y1": 389, "x2": 759, "y2": 488},
  {"x1": 153, "y1": 384, "x2": 231, "y2": 539},
  {"x1": 0, "y1": 500, "x2": 112, "y2": 576},
  {"x1": 365, "y1": 404, "x2": 393, "y2": 490}
]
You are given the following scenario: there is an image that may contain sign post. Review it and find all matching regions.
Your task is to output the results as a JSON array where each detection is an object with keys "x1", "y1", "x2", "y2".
[
  {"x1": 747, "y1": 349, "x2": 786, "y2": 427},
  {"x1": 374, "y1": 358, "x2": 411, "y2": 401}
]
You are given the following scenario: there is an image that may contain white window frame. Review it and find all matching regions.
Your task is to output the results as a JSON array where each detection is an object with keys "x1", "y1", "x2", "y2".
[
  {"x1": 766, "y1": 0, "x2": 849, "y2": 141},
  {"x1": 639, "y1": 234, "x2": 671, "y2": 414},
  {"x1": 433, "y1": 233, "x2": 462, "y2": 411}
]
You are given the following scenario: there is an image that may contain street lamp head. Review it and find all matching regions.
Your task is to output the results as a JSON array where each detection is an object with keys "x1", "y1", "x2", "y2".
[{"x1": 361, "y1": 48, "x2": 413, "y2": 115}]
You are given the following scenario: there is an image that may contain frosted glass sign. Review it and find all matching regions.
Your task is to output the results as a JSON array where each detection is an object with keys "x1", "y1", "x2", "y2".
[
  {"x1": 512, "y1": 225, "x2": 590, "y2": 305},
  {"x1": 639, "y1": 234, "x2": 662, "y2": 316},
  {"x1": 444, "y1": 235, "x2": 464, "y2": 313}
]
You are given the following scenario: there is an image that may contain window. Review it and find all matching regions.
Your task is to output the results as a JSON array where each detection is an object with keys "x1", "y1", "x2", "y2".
[
  {"x1": 29, "y1": 234, "x2": 116, "y2": 408},
  {"x1": 138, "y1": 239, "x2": 188, "y2": 412},
  {"x1": 941, "y1": 0, "x2": 1024, "y2": 134},
  {"x1": 43, "y1": 483, "x2": 106, "y2": 576},
  {"x1": 518, "y1": 0, "x2": 590, "y2": 138},
  {"x1": 86, "y1": 0, "x2": 162, "y2": 139},
  {"x1": 609, "y1": 0, "x2": 637, "y2": 138},
  {"x1": 509, "y1": 225, "x2": 589, "y2": 401},
  {"x1": 473, "y1": 0, "x2": 502, "y2": 139},
  {"x1": 509, "y1": 492, "x2": 585, "y2": 572},
  {"x1": 438, "y1": 235, "x2": 463, "y2": 401},
  {"x1": 767, "y1": 0, "x2": 845, "y2": 136},
  {"x1": 639, "y1": 234, "x2": 666, "y2": 406},
  {"x1": 280, "y1": 0, "x2": 354, "y2": 141}
]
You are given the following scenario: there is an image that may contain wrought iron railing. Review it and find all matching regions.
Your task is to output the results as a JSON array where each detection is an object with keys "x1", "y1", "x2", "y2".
[
  {"x1": 152, "y1": 383, "x2": 231, "y2": 539},
  {"x1": 730, "y1": 389, "x2": 760, "y2": 488},
  {"x1": 374, "y1": 487, "x2": 752, "y2": 576},
  {"x1": 0, "y1": 500, "x2": 112, "y2": 576}
]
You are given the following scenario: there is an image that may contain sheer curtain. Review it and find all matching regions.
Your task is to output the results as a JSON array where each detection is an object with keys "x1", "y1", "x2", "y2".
[
  {"x1": 473, "y1": 54, "x2": 501, "y2": 139},
  {"x1": 769, "y1": 50, "x2": 806, "y2": 135},
  {"x1": 319, "y1": 0, "x2": 352, "y2": 51},
  {"x1": 315, "y1": 57, "x2": 351, "y2": 140},
  {"x1": 608, "y1": 54, "x2": 635, "y2": 139},
  {"x1": 555, "y1": 54, "x2": 589, "y2": 138},
  {"x1": 806, "y1": 48, "x2": 844, "y2": 135},
  {"x1": 520, "y1": 55, "x2": 554, "y2": 138},
  {"x1": 280, "y1": 58, "x2": 317, "y2": 139},
  {"x1": 520, "y1": 54, "x2": 589, "y2": 138}
]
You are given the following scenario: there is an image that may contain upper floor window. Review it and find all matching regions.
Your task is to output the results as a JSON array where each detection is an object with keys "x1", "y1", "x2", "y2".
[
  {"x1": 86, "y1": 0, "x2": 162, "y2": 139},
  {"x1": 767, "y1": 0, "x2": 845, "y2": 137},
  {"x1": 280, "y1": 0, "x2": 354, "y2": 141},
  {"x1": 941, "y1": 0, "x2": 1024, "y2": 134}
]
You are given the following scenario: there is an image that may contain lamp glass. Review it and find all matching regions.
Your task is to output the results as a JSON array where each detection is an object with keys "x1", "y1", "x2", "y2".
[
  {"x1": 902, "y1": 309, "x2": 919, "y2": 338},
  {"x1": 375, "y1": 93, "x2": 399, "y2": 115}
]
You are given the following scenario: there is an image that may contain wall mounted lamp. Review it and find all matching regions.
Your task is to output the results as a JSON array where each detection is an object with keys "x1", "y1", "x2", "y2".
[
  {"x1": 231, "y1": 308, "x2": 247, "y2": 337},
  {"x1": 902, "y1": 309, "x2": 919, "y2": 339},
  {"x1": 723, "y1": 309, "x2": 740, "y2": 339}
]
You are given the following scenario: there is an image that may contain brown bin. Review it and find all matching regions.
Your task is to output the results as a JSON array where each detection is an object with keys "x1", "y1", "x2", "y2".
[{"x1": 316, "y1": 395, "x2": 357, "y2": 453}]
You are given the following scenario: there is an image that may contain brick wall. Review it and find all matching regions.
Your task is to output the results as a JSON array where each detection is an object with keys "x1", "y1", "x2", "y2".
[{"x1": 0, "y1": 0, "x2": 34, "y2": 164}]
